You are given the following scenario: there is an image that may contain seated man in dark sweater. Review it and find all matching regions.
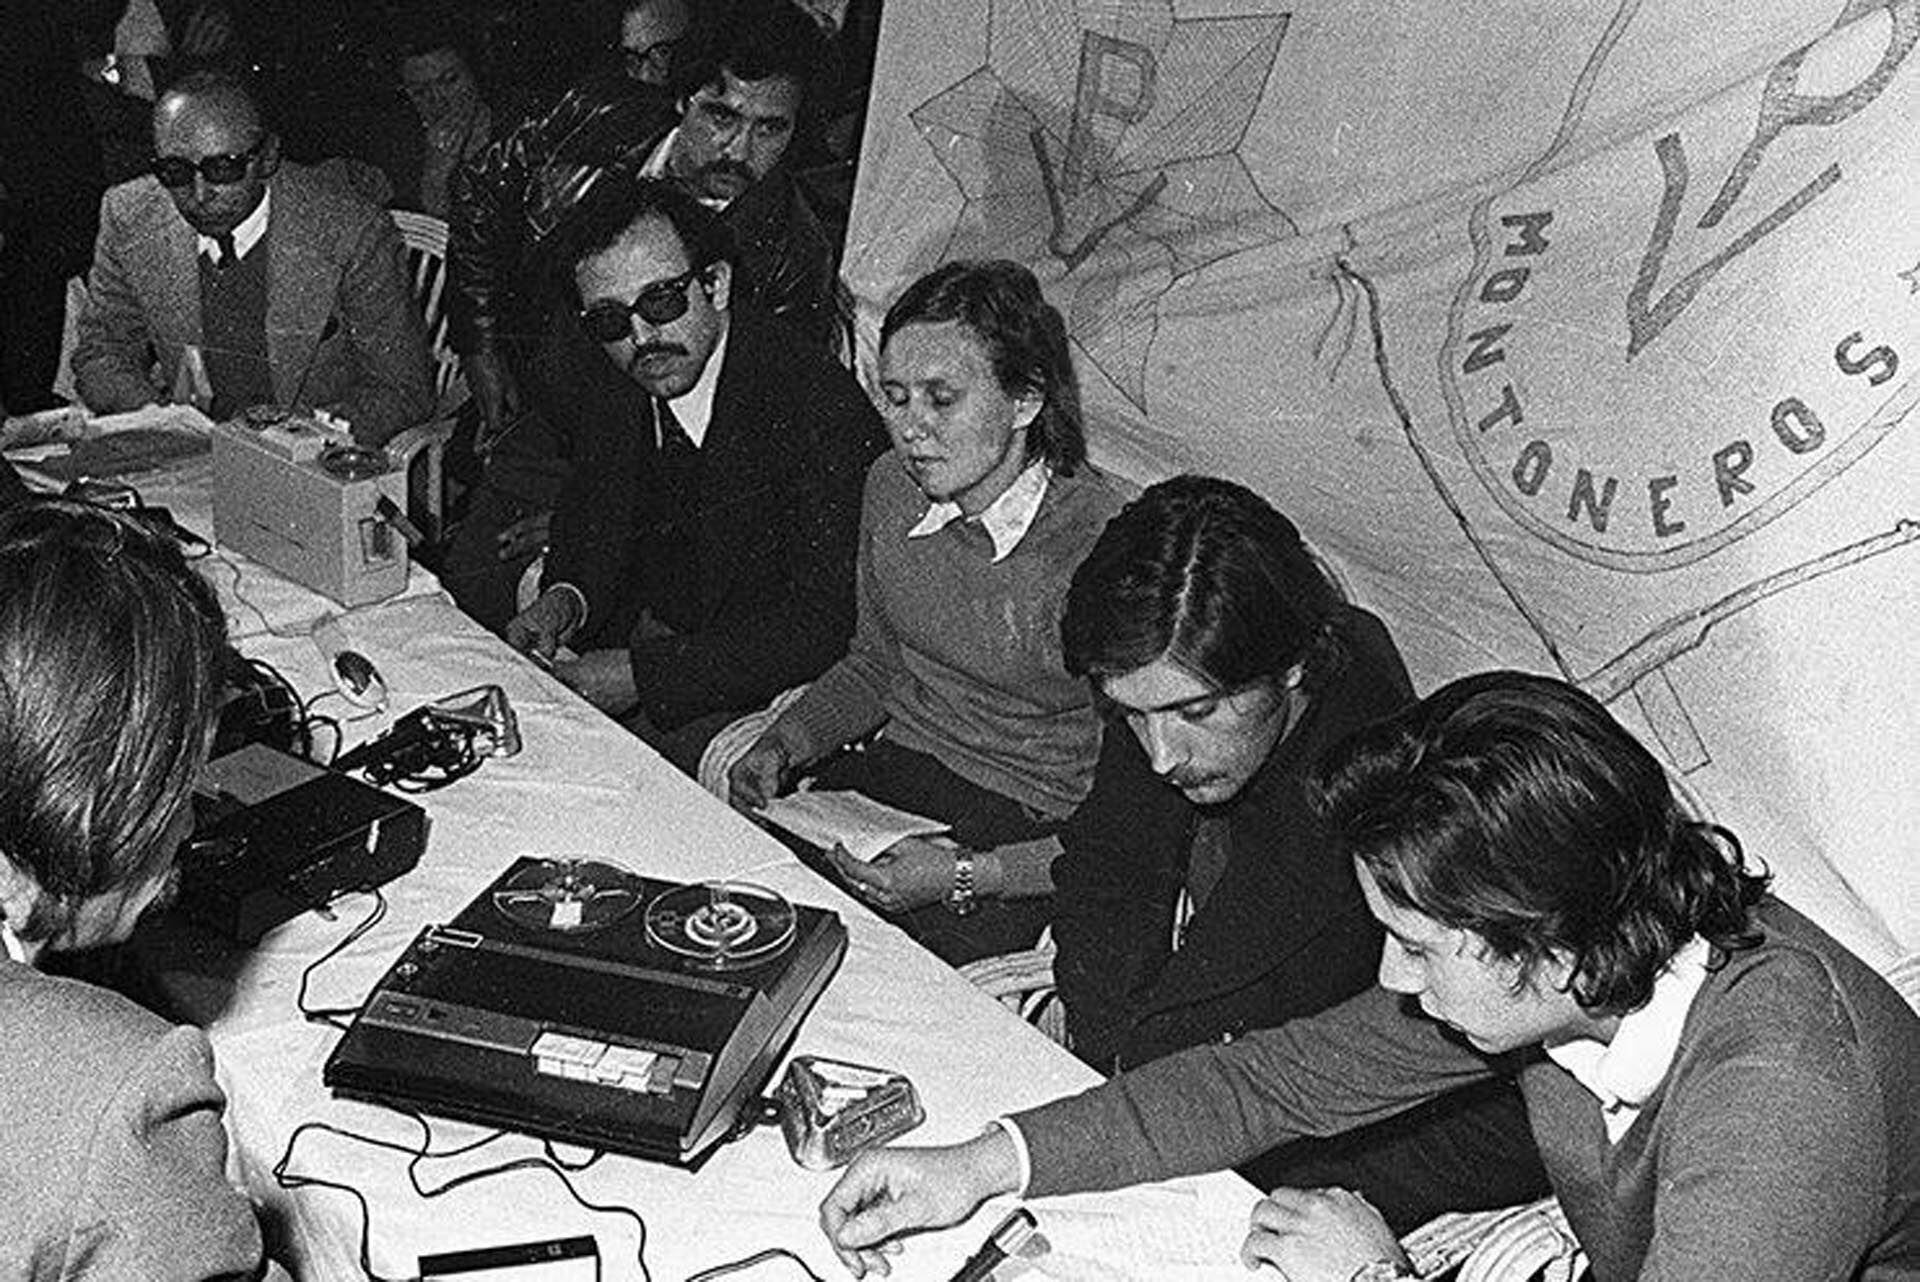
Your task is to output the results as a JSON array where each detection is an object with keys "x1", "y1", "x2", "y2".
[
  {"x1": 505, "y1": 177, "x2": 885, "y2": 771},
  {"x1": 820, "y1": 672, "x2": 1920, "y2": 1282},
  {"x1": 1044, "y1": 475, "x2": 1546, "y2": 1230}
]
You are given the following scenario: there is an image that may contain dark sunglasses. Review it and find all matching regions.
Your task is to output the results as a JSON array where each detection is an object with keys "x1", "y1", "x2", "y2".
[
  {"x1": 577, "y1": 267, "x2": 710, "y2": 342},
  {"x1": 151, "y1": 137, "x2": 267, "y2": 189},
  {"x1": 618, "y1": 36, "x2": 682, "y2": 80}
]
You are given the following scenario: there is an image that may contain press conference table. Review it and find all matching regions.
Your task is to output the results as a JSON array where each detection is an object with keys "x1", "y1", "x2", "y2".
[{"x1": 112, "y1": 468, "x2": 1265, "y2": 1280}]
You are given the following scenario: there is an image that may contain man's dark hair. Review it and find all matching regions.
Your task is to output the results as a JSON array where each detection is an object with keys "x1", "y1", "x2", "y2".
[
  {"x1": 881, "y1": 259, "x2": 1087, "y2": 476},
  {"x1": 1308, "y1": 670, "x2": 1770, "y2": 1015},
  {"x1": 671, "y1": 0, "x2": 835, "y2": 106},
  {"x1": 552, "y1": 175, "x2": 739, "y2": 300},
  {"x1": 0, "y1": 500, "x2": 229, "y2": 941},
  {"x1": 1061, "y1": 475, "x2": 1344, "y2": 691}
]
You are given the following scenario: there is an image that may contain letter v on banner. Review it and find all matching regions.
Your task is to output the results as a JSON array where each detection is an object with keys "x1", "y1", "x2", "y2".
[{"x1": 1626, "y1": 4, "x2": 1919, "y2": 358}]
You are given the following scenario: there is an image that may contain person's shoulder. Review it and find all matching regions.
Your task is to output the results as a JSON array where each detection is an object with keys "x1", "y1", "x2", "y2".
[
  {"x1": 0, "y1": 965, "x2": 176, "y2": 1077},
  {"x1": 1053, "y1": 462, "x2": 1135, "y2": 517},
  {"x1": 1714, "y1": 903, "x2": 1912, "y2": 1022},
  {"x1": 98, "y1": 174, "x2": 173, "y2": 227},
  {"x1": 728, "y1": 306, "x2": 867, "y2": 401},
  {"x1": 1683, "y1": 902, "x2": 1918, "y2": 1085},
  {"x1": 1327, "y1": 604, "x2": 1413, "y2": 703},
  {"x1": 284, "y1": 159, "x2": 383, "y2": 207}
]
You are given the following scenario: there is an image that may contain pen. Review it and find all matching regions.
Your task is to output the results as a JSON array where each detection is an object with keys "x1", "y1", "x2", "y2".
[{"x1": 948, "y1": 1207, "x2": 1038, "y2": 1282}]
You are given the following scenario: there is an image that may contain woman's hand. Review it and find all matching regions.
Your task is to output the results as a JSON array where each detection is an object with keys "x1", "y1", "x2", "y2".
[
  {"x1": 830, "y1": 837, "x2": 961, "y2": 913},
  {"x1": 1240, "y1": 1186, "x2": 1408, "y2": 1282},
  {"x1": 727, "y1": 734, "x2": 792, "y2": 811},
  {"x1": 818, "y1": 1134, "x2": 1023, "y2": 1277}
]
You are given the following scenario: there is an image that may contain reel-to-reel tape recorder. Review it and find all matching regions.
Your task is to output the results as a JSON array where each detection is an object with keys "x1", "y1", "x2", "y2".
[{"x1": 323, "y1": 857, "x2": 847, "y2": 1167}]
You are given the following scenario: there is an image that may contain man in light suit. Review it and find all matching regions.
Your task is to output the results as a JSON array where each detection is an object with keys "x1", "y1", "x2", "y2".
[
  {"x1": 72, "y1": 69, "x2": 432, "y2": 447},
  {"x1": 504, "y1": 177, "x2": 886, "y2": 771}
]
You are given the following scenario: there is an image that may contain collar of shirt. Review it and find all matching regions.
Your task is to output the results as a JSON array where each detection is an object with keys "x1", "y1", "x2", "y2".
[
  {"x1": 905, "y1": 459, "x2": 1051, "y2": 562},
  {"x1": 1545, "y1": 933, "x2": 1712, "y2": 1141},
  {"x1": 659, "y1": 317, "x2": 727, "y2": 449},
  {"x1": 640, "y1": 127, "x2": 731, "y2": 212},
  {"x1": 198, "y1": 187, "x2": 270, "y2": 264}
]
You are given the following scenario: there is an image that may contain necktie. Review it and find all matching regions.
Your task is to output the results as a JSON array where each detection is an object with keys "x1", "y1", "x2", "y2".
[
  {"x1": 656, "y1": 397, "x2": 694, "y2": 458},
  {"x1": 214, "y1": 232, "x2": 238, "y2": 269}
]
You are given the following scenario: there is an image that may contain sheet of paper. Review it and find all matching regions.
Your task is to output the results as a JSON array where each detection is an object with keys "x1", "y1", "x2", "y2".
[{"x1": 755, "y1": 789, "x2": 950, "y2": 862}]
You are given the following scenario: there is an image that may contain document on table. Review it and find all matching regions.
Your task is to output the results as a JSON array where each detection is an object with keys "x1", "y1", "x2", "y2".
[{"x1": 755, "y1": 790, "x2": 951, "y2": 862}]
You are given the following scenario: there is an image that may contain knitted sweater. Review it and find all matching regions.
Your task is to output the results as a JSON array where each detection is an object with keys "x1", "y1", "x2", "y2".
[
  {"x1": 779, "y1": 455, "x2": 1130, "y2": 818},
  {"x1": 1017, "y1": 901, "x2": 1920, "y2": 1281}
]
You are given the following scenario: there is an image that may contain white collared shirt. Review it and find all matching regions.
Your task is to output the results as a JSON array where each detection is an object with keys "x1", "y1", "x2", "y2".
[
  {"x1": 906, "y1": 460, "x2": 1051, "y2": 562},
  {"x1": 197, "y1": 187, "x2": 270, "y2": 264},
  {"x1": 660, "y1": 318, "x2": 728, "y2": 449},
  {"x1": 1545, "y1": 934, "x2": 1712, "y2": 1141}
]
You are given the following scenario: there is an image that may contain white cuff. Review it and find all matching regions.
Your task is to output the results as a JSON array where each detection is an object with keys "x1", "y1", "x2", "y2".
[{"x1": 990, "y1": 1118, "x2": 1033, "y2": 1197}]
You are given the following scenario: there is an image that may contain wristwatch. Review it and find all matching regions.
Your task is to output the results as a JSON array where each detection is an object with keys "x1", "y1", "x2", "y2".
[
  {"x1": 946, "y1": 850, "x2": 978, "y2": 916},
  {"x1": 1348, "y1": 1260, "x2": 1414, "y2": 1282}
]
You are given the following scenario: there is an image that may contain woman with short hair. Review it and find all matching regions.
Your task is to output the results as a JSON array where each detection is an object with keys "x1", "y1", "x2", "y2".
[{"x1": 729, "y1": 259, "x2": 1131, "y2": 964}]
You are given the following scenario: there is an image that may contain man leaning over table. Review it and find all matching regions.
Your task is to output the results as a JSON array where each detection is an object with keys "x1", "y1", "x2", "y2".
[
  {"x1": 505, "y1": 176, "x2": 885, "y2": 772},
  {"x1": 71, "y1": 69, "x2": 433, "y2": 448},
  {"x1": 818, "y1": 671, "x2": 1920, "y2": 1282}
]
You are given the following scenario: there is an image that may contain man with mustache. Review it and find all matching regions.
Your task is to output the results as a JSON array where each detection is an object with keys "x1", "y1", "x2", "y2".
[
  {"x1": 442, "y1": 0, "x2": 842, "y2": 630},
  {"x1": 504, "y1": 178, "x2": 884, "y2": 769},
  {"x1": 1043, "y1": 477, "x2": 1548, "y2": 1231}
]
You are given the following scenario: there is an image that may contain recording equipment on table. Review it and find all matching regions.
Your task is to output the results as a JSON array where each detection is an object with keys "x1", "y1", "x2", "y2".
[
  {"x1": 949, "y1": 1208, "x2": 1042, "y2": 1282},
  {"x1": 323, "y1": 856, "x2": 849, "y2": 1168},
  {"x1": 211, "y1": 407, "x2": 416, "y2": 606},
  {"x1": 182, "y1": 743, "x2": 428, "y2": 943},
  {"x1": 332, "y1": 685, "x2": 520, "y2": 789},
  {"x1": 775, "y1": 1055, "x2": 924, "y2": 1169},
  {"x1": 213, "y1": 648, "x2": 308, "y2": 760}
]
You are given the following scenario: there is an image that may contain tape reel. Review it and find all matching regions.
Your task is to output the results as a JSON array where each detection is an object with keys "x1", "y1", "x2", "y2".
[
  {"x1": 644, "y1": 881, "x2": 796, "y2": 970},
  {"x1": 492, "y1": 857, "x2": 642, "y2": 934}
]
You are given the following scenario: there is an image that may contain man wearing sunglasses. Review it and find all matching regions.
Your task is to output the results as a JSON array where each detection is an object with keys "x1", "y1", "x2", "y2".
[
  {"x1": 503, "y1": 177, "x2": 884, "y2": 772},
  {"x1": 71, "y1": 70, "x2": 431, "y2": 447},
  {"x1": 441, "y1": 0, "x2": 842, "y2": 632}
]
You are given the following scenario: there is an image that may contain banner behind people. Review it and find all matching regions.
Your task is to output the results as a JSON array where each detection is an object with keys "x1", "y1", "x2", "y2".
[{"x1": 844, "y1": 0, "x2": 1918, "y2": 961}]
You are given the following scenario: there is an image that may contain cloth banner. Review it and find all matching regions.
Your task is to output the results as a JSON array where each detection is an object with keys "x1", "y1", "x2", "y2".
[{"x1": 844, "y1": 0, "x2": 1919, "y2": 960}]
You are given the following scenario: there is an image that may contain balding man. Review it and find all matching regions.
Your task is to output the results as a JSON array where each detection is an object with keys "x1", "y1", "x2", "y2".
[{"x1": 73, "y1": 70, "x2": 432, "y2": 446}]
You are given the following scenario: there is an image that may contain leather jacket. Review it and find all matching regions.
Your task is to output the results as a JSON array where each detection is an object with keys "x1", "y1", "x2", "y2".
[{"x1": 447, "y1": 68, "x2": 843, "y2": 360}]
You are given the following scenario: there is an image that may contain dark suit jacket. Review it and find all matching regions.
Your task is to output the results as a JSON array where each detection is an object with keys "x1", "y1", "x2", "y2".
[
  {"x1": 72, "y1": 162, "x2": 433, "y2": 444},
  {"x1": 1052, "y1": 606, "x2": 1415, "y2": 1072},
  {"x1": 0, "y1": 962, "x2": 264, "y2": 1279},
  {"x1": 543, "y1": 304, "x2": 887, "y2": 728}
]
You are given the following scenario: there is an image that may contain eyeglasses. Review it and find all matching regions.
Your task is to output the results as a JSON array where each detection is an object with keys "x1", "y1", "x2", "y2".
[
  {"x1": 151, "y1": 138, "x2": 268, "y2": 188},
  {"x1": 618, "y1": 37, "x2": 681, "y2": 81},
  {"x1": 577, "y1": 267, "x2": 710, "y2": 342}
]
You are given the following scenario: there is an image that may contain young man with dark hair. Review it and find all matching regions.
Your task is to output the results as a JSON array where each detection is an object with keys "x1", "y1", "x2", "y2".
[
  {"x1": 818, "y1": 670, "x2": 1920, "y2": 1282},
  {"x1": 1044, "y1": 476, "x2": 1545, "y2": 1227}
]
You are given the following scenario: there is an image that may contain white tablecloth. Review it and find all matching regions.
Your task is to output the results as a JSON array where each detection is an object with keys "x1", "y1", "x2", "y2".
[{"x1": 131, "y1": 501, "x2": 1260, "y2": 1279}]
